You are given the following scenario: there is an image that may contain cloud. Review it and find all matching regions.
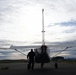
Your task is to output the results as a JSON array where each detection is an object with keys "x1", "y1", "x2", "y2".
[
  {"x1": 48, "y1": 20, "x2": 76, "y2": 27},
  {"x1": 0, "y1": 40, "x2": 28, "y2": 48},
  {"x1": 54, "y1": 20, "x2": 76, "y2": 26},
  {"x1": 63, "y1": 29, "x2": 76, "y2": 33},
  {"x1": 33, "y1": 40, "x2": 76, "y2": 49},
  {"x1": 0, "y1": 49, "x2": 27, "y2": 60},
  {"x1": 51, "y1": 20, "x2": 76, "y2": 34},
  {"x1": 46, "y1": 20, "x2": 76, "y2": 38},
  {"x1": 51, "y1": 40, "x2": 76, "y2": 47},
  {"x1": 0, "y1": 0, "x2": 76, "y2": 59},
  {"x1": 0, "y1": 50, "x2": 14, "y2": 55}
]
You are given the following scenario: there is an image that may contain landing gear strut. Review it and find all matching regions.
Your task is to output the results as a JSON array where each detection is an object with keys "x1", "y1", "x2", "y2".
[{"x1": 41, "y1": 63, "x2": 44, "y2": 68}]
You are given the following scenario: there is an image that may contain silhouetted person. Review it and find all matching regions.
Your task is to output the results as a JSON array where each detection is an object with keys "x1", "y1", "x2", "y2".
[
  {"x1": 27, "y1": 49, "x2": 35, "y2": 70},
  {"x1": 54, "y1": 62, "x2": 58, "y2": 69}
]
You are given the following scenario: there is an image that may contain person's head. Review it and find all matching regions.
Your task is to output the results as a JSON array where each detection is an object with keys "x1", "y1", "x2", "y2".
[{"x1": 31, "y1": 49, "x2": 33, "y2": 52}]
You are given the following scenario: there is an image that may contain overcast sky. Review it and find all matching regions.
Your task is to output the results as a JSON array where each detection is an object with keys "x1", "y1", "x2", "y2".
[{"x1": 0, "y1": 0, "x2": 76, "y2": 59}]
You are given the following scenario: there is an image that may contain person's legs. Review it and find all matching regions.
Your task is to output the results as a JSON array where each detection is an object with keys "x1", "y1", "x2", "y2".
[
  {"x1": 27, "y1": 60, "x2": 31, "y2": 70},
  {"x1": 31, "y1": 61, "x2": 34, "y2": 70}
]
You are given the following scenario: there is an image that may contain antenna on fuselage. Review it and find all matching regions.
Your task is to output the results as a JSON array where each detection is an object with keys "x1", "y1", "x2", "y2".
[
  {"x1": 42, "y1": 9, "x2": 45, "y2": 45},
  {"x1": 41, "y1": 9, "x2": 47, "y2": 53}
]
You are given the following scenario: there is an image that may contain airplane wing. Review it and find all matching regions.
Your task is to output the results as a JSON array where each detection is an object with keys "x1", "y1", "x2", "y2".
[
  {"x1": 10, "y1": 45, "x2": 41, "y2": 49},
  {"x1": 0, "y1": 45, "x2": 76, "y2": 58},
  {"x1": 0, "y1": 44, "x2": 76, "y2": 49},
  {"x1": 9, "y1": 44, "x2": 66, "y2": 49},
  {"x1": 0, "y1": 48, "x2": 10, "y2": 49}
]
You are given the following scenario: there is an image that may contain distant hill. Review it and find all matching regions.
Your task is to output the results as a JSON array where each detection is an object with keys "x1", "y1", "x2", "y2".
[
  {"x1": 0, "y1": 59, "x2": 27, "y2": 63},
  {"x1": 51, "y1": 56, "x2": 64, "y2": 61}
]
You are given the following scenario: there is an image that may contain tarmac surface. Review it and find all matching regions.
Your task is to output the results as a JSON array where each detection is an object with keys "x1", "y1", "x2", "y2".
[{"x1": 0, "y1": 62, "x2": 76, "y2": 75}]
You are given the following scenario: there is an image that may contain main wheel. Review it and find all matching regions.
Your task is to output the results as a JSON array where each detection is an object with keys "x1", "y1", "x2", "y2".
[{"x1": 41, "y1": 63, "x2": 44, "y2": 68}]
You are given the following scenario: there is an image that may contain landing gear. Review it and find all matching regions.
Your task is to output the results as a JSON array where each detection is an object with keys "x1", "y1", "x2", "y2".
[{"x1": 41, "y1": 63, "x2": 44, "y2": 68}]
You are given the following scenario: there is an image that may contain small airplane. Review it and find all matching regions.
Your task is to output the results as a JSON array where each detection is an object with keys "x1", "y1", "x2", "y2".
[
  {"x1": 0, "y1": 9, "x2": 75, "y2": 68},
  {"x1": 11, "y1": 9, "x2": 50, "y2": 68}
]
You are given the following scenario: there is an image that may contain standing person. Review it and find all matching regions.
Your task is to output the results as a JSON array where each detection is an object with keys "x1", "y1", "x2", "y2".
[{"x1": 27, "y1": 49, "x2": 35, "y2": 70}]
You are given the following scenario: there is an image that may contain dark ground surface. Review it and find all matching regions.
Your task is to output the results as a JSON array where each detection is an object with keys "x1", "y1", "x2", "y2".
[{"x1": 0, "y1": 62, "x2": 76, "y2": 75}]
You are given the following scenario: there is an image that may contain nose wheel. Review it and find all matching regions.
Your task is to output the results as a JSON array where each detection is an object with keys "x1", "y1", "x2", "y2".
[{"x1": 41, "y1": 63, "x2": 44, "y2": 68}]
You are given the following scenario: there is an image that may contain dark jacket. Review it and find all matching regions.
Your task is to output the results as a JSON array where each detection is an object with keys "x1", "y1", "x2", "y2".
[{"x1": 27, "y1": 51, "x2": 35, "y2": 60}]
